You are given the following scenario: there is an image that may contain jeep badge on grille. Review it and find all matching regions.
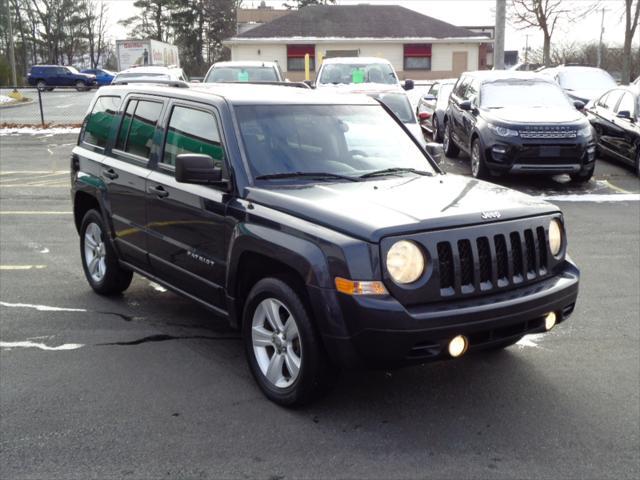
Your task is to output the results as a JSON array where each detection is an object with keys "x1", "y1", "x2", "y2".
[{"x1": 481, "y1": 211, "x2": 501, "y2": 220}]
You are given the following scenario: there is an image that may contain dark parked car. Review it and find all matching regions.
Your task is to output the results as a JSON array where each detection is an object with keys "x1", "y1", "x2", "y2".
[
  {"x1": 443, "y1": 71, "x2": 596, "y2": 182},
  {"x1": 586, "y1": 85, "x2": 640, "y2": 176},
  {"x1": 71, "y1": 82, "x2": 579, "y2": 405},
  {"x1": 81, "y1": 68, "x2": 116, "y2": 86},
  {"x1": 27, "y1": 65, "x2": 96, "y2": 91},
  {"x1": 417, "y1": 78, "x2": 456, "y2": 142}
]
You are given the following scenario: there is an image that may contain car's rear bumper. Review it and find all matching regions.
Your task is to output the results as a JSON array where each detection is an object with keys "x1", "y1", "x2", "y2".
[{"x1": 309, "y1": 259, "x2": 579, "y2": 369}]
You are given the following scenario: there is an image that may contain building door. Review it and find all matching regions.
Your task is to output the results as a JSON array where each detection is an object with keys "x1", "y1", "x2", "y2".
[{"x1": 452, "y1": 52, "x2": 468, "y2": 75}]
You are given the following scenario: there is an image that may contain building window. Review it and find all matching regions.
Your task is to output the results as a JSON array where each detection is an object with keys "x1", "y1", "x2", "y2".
[
  {"x1": 404, "y1": 44, "x2": 432, "y2": 70},
  {"x1": 287, "y1": 44, "x2": 315, "y2": 71}
]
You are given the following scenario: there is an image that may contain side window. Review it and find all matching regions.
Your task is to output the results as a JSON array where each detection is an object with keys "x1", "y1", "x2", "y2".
[
  {"x1": 597, "y1": 93, "x2": 609, "y2": 108},
  {"x1": 604, "y1": 90, "x2": 624, "y2": 111},
  {"x1": 162, "y1": 106, "x2": 225, "y2": 170},
  {"x1": 616, "y1": 92, "x2": 634, "y2": 115},
  {"x1": 454, "y1": 77, "x2": 469, "y2": 100},
  {"x1": 465, "y1": 79, "x2": 479, "y2": 102},
  {"x1": 115, "y1": 99, "x2": 163, "y2": 159},
  {"x1": 428, "y1": 84, "x2": 439, "y2": 98},
  {"x1": 82, "y1": 96, "x2": 121, "y2": 148}
]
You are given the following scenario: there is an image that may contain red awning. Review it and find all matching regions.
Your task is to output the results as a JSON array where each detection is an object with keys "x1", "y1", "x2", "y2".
[
  {"x1": 404, "y1": 44, "x2": 432, "y2": 57},
  {"x1": 287, "y1": 45, "x2": 315, "y2": 58}
]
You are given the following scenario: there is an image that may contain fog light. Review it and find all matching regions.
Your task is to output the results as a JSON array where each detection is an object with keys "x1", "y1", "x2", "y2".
[
  {"x1": 544, "y1": 312, "x2": 557, "y2": 331},
  {"x1": 448, "y1": 335, "x2": 468, "y2": 358},
  {"x1": 492, "y1": 145, "x2": 507, "y2": 154}
]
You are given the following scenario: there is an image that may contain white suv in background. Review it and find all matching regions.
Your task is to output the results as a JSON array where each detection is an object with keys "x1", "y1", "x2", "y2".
[
  {"x1": 315, "y1": 57, "x2": 414, "y2": 91},
  {"x1": 113, "y1": 66, "x2": 189, "y2": 84},
  {"x1": 204, "y1": 61, "x2": 285, "y2": 83}
]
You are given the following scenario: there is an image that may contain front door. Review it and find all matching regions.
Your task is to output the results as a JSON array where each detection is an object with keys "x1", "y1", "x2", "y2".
[
  {"x1": 452, "y1": 52, "x2": 468, "y2": 76},
  {"x1": 104, "y1": 96, "x2": 165, "y2": 266},
  {"x1": 146, "y1": 101, "x2": 230, "y2": 310}
]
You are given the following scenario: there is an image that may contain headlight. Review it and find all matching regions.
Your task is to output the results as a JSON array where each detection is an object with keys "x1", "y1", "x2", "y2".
[
  {"x1": 487, "y1": 123, "x2": 519, "y2": 137},
  {"x1": 576, "y1": 123, "x2": 592, "y2": 137},
  {"x1": 549, "y1": 219, "x2": 563, "y2": 256},
  {"x1": 386, "y1": 240, "x2": 425, "y2": 284}
]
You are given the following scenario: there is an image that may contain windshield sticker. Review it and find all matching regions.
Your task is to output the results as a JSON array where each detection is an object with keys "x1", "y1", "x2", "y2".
[
  {"x1": 352, "y1": 68, "x2": 365, "y2": 84},
  {"x1": 237, "y1": 70, "x2": 249, "y2": 82}
]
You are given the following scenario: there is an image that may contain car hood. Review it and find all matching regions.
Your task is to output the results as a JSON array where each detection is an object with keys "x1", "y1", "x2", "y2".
[
  {"x1": 482, "y1": 106, "x2": 584, "y2": 125},
  {"x1": 246, "y1": 174, "x2": 558, "y2": 242}
]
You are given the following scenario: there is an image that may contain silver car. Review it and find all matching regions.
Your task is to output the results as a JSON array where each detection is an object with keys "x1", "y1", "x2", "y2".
[{"x1": 416, "y1": 78, "x2": 456, "y2": 142}]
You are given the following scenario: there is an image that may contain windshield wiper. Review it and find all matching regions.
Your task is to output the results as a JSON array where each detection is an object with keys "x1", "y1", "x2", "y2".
[
  {"x1": 359, "y1": 167, "x2": 433, "y2": 179},
  {"x1": 255, "y1": 171, "x2": 360, "y2": 182}
]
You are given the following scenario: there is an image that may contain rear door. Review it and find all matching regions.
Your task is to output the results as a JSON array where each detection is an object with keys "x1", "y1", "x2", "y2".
[
  {"x1": 459, "y1": 77, "x2": 479, "y2": 149},
  {"x1": 145, "y1": 100, "x2": 230, "y2": 310},
  {"x1": 102, "y1": 95, "x2": 165, "y2": 267},
  {"x1": 597, "y1": 90, "x2": 625, "y2": 154},
  {"x1": 448, "y1": 75, "x2": 469, "y2": 143},
  {"x1": 612, "y1": 92, "x2": 638, "y2": 165}
]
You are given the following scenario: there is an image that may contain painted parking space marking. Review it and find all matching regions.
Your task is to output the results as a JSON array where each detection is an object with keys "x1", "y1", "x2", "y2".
[
  {"x1": 539, "y1": 193, "x2": 640, "y2": 202},
  {"x1": 0, "y1": 170, "x2": 68, "y2": 175},
  {"x1": 0, "y1": 265, "x2": 47, "y2": 270},
  {"x1": 0, "y1": 341, "x2": 85, "y2": 351},
  {"x1": 0, "y1": 301, "x2": 86, "y2": 312}
]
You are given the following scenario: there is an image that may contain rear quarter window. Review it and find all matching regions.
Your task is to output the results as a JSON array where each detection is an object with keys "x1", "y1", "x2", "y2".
[{"x1": 81, "y1": 96, "x2": 121, "y2": 149}]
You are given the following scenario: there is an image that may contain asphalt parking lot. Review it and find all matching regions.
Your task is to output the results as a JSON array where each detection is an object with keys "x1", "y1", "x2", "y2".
[
  {"x1": 0, "y1": 88, "x2": 94, "y2": 125},
  {"x1": 1, "y1": 133, "x2": 639, "y2": 479}
]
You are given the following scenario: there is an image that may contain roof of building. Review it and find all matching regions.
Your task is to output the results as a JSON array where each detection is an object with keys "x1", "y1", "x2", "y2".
[{"x1": 232, "y1": 5, "x2": 483, "y2": 40}]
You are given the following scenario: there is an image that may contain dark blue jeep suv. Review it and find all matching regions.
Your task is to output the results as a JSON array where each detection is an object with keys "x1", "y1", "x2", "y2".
[{"x1": 27, "y1": 65, "x2": 96, "y2": 91}]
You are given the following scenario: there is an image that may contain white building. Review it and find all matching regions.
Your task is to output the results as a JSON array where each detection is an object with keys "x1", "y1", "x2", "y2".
[{"x1": 224, "y1": 4, "x2": 492, "y2": 81}]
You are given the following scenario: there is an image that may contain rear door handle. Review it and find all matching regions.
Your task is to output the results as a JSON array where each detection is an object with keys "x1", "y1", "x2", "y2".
[
  {"x1": 148, "y1": 185, "x2": 169, "y2": 198},
  {"x1": 102, "y1": 168, "x2": 118, "y2": 180}
]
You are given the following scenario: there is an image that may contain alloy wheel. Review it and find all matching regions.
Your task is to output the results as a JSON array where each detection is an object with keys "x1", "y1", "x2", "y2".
[
  {"x1": 251, "y1": 297, "x2": 302, "y2": 389},
  {"x1": 471, "y1": 142, "x2": 480, "y2": 177},
  {"x1": 84, "y1": 222, "x2": 107, "y2": 283}
]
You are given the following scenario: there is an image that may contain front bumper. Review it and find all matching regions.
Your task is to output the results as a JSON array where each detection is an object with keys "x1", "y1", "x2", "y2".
[
  {"x1": 309, "y1": 259, "x2": 579, "y2": 369},
  {"x1": 481, "y1": 131, "x2": 596, "y2": 175}
]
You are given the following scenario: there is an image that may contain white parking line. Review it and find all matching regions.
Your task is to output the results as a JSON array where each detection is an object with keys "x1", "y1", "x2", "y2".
[
  {"x1": 0, "y1": 341, "x2": 84, "y2": 351},
  {"x1": 0, "y1": 211, "x2": 72, "y2": 215},
  {"x1": 0, "y1": 265, "x2": 47, "y2": 270},
  {"x1": 539, "y1": 193, "x2": 640, "y2": 202},
  {"x1": 0, "y1": 301, "x2": 86, "y2": 312}
]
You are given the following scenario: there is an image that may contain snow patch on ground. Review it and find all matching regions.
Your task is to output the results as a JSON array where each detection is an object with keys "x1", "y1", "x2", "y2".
[
  {"x1": 0, "y1": 94, "x2": 15, "y2": 104},
  {"x1": 0, "y1": 340, "x2": 84, "y2": 351},
  {"x1": 0, "y1": 126, "x2": 80, "y2": 136},
  {"x1": 538, "y1": 193, "x2": 640, "y2": 202},
  {"x1": 517, "y1": 333, "x2": 546, "y2": 348}
]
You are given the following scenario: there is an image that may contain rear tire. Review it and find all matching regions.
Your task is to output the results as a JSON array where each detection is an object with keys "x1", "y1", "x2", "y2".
[
  {"x1": 443, "y1": 121, "x2": 460, "y2": 158},
  {"x1": 243, "y1": 277, "x2": 328, "y2": 407},
  {"x1": 433, "y1": 116, "x2": 443, "y2": 143},
  {"x1": 80, "y1": 209, "x2": 133, "y2": 295}
]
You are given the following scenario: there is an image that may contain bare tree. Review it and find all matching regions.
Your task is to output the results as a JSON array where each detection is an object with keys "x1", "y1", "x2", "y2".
[
  {"x1": 510, "y1": 0, "x2": 598, "y2": 66},
  {"x1": 82, "y1": 0, "x2": 108, "y2": 68},
  {"x1": 622, "y1": 0, "x2": 640, "y2": 83}
]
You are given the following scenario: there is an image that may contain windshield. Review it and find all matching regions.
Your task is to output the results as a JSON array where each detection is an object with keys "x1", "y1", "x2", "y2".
[
  {"x1": 481, "y1": 81, "x2": 572, "y2": 109},
  {"x1": 558, "y1": 69, "x2": 616, "y2": 91},
  {"x1": 205, "y1": 66, "x2": 278, "y2": 83},
  {"x1": 235, "y1": 105, "x2": 434, "y2": 180},
  {"x1": 370, "y1": 92, "x2": 415, "y2": 123},
  {"x1": 318, "y1": 63, "x2": 398, "y2": 85},
  {"x1": 116, "y1": 72, "x2": 169, "y2": 80}
]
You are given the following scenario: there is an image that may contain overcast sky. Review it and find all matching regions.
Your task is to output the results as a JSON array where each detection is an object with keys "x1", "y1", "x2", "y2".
[{"x1": 103, "y1": 0, "x2": 637, "y2": 52}]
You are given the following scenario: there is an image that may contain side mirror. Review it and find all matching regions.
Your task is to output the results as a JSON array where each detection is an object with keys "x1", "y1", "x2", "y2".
[
  {"x1": 423, "y1": 94, "x2": 436, "y2": 102},
  {"x1": 425, "y1": 142, "x2": 444, "y2": 165},
  {"x1": 459, "y1": 100, "x2": 472, "y2": 111},
  {"x1": 175, "y1": 153, "x2": 226, "y2": 186},
  {"x1": 403, "y1": 79, "x2": 414, "y2": 91},
  {"x1": 574, "y1": 100, "x2": 585, "y2": 110},
  {"x1": 303, "y1": 80, "x2": 315, "y2": 88},
  {"x1": 616, "y1": 110, "x2": 632, "y2": 120}
]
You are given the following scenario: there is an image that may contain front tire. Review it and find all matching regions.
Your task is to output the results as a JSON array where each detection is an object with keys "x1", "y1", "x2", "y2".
[
  {"x1": 443, "y1": 121, "x2": 460, "y2": 157},
  {"x1": 470, "y1": 138, "x2": 490, "y2": 179},
  {"x1": 569, "y1": 165, "x2": 594, "y2": 184},
  {"x1": 243, "y1": 277, "x2": 328, "y2": 406},
  {"x1": 80, "y1": 209, "x2": 133, "y2": 295}
]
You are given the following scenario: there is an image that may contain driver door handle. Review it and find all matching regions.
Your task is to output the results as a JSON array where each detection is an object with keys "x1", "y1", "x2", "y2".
[
  {"x1": 102, "y1": 168, "x2": 118, "y2": 180},
  {"x1": 148, "y1": 185, "x2": 169, "y2": 198}
]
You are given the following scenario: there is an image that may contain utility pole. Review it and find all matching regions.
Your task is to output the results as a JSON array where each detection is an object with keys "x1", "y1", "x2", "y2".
[
  {"x1": 597, "y1": 8, "x2": 606, "y2": 68},
  {"x1": 494, "y1": 0, "x2": 506, "y2": 70},
  {"x1": 5, "y1": 0, "x2": 18, "y2": 87}
]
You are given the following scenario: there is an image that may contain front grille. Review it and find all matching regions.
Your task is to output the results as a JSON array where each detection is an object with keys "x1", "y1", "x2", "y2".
[
  {"x1": 519, "y1": 126, "x2": 577, "y2": 139},
  {"x1": 435, "y1": 225, "x2": 550, "y2": 298}
]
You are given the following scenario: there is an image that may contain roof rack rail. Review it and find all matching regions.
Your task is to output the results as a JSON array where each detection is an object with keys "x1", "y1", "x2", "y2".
[
  {"x1": 111, "y1": 79, "x2": 190, "y2": 88},
  {"x1": 203, "y1": 81, "x2": 310, "y2": 89}
]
